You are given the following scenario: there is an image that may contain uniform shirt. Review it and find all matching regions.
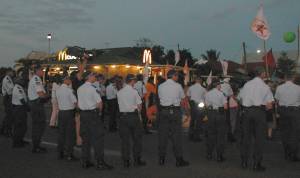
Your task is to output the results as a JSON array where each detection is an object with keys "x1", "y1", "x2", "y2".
[
  {"x1": 117, "y1": 84, "x2": 142, "y2": 112},
  {"x1": 106, "y1": 83, "x2": 118, "y2": 100},
  {"x1": 28, "y1": 75, "x2": 45, "y2": 101},
  {"x1": 239, "y1": 77, "x2": 274, "y2": 107},
  {"x1": 12, "y1": 84, "x2": 27, "y2": 105},
  {"x1": 275, "y1": 81, "x2": 300, "y2": 106},
  {"x1": 134, "y1": 81, "x2": 147, "y2": 98},
  {"x1": 158, "y1": 79, "x2": 185, "y2": 107},
  {"x1": 205, "y1": 88, "x2": 227, "y2": 109},
  {"x1": 2, "y1": 75, "x2": 14, "y2": 96},
  {"x1": 56, "y1": 84, "x2": 77, "y2": 110},
  {"x1": 77, "y1": 82, "x2": 101, "y2": 110},
  {"x1": 221, "y1": 82, "x2": 233, "y2": 97},
  {"x1": 187, "y1": 83, "x2": 206, "y2": 104}
]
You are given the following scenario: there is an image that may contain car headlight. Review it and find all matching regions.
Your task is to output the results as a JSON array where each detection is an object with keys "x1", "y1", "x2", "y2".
[{"x1": 198, "y1": 102, "x2": 205, "y2": 108}]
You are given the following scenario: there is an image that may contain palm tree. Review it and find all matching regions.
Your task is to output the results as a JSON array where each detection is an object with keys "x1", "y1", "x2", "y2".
[
  {"x1": 277, "y1": 51, "x2": 296, "y2": 77},
  {"x1": 200, "y1": 49, "x2": 221, "y2": 75}
]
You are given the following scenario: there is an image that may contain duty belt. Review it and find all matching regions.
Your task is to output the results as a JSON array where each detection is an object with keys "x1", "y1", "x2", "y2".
[
  {"x1": 80, "y1": 109, "x2": 98, "y2": 113},
  {"x1": 243, "y1": 105, "x2": 265, "y2": 110},
  {"x1": 160, "y1": 105, "x2": 180, "y2": 110},
  {"x1": 120, "y1": 110, "x2": 138, "y2": 116},
  {"x1": 279, "y1": 106, "x2": 300, "y2": 110},
  {"x1": 207, "y1": 106, "x2": 224, "y2": 113}
]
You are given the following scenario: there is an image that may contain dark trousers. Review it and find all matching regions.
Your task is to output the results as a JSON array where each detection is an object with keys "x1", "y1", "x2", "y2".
[
  {"x1": 279, "y1": 107, "x2": 300, "y2": 157},
  {"x1": 141, "y1": 100, "x2": 149, "y2": 132},
  {"x1": 101, "y1": 97, "x2": 106, "y2": 121},
  {"x1": 206, "y1": 110, "x2": 227, "y2": 156},
  {"x1": 57, "y1": 110, "x2": 76, "y2": 156},
  {"x1": 107, "y1": 99, "x2": 118, "y2": 131},
  {"x1": 240, "y1": 107, "x2": 266, "y2": 163},
  {"x1": 80, "y1": 110, "x2": 104, "y2": 161},
  {"x1": 119, "y1": 112, "x2": 143, "y2": 161},
  {"x1": 29, "y1": 101, "x2": 46, "y2": 148},
  {"x1": 12, "y1": 105, "x2": 27, "y2": 145},
  {"x1": 1, "y1": 95, "x2": 13, "y2": 134},
  {"x1": 189, "y1": 103, "x2": 205, "y2": 139},
  {"x1": 158, "y1": 108, "x2": 183, "y2": 158}
]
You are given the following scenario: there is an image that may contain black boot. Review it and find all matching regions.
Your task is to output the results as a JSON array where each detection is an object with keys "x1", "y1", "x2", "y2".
[
  {"x1": 159, "y1": 157, "x2": 165, "y2": 166},
  {"x1": 253, "y1": 162, "x2": 266, "y2": 172},
  {"x1": 217, "y1": 154, "x2": 225, "y2": 162},
  {"x1": 241, "y1": 157, "x2": 248, "y2": 169},
  {"x1": 81, "y1": 160, "x2": 94, "y2": 169},
  {"x1": 290, "y1": 153, "x2": 300, "y2": 162},
  {"x1": 134, "y1": 157, "x2": 146, "y2": 167},
  {"x1": 67, "y1": 154, "x2": 79, "y2": 161},
  {"x1": 96, "y1": 159, "x2": 114, "y2": 170},
  {"x1": 206, "y1": 153, "x2": 213, "y2": 160},
  {"x1": 123, "y1": 160, "x2": 130, "y2": 168},
  {"x1": 57, "y1": 152, "x2": 64, "y2": 160},
  {"x1": 32, "y1": 146, "x2": 47, "y2": 153},
  {"x1": 176, "y1": 157, "x2": 189, "y2": 167}
]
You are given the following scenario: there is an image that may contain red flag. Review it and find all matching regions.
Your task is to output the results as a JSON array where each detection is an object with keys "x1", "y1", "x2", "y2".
[{"x1": 262, "y1": 49, "x2": 276, "y2": 68}]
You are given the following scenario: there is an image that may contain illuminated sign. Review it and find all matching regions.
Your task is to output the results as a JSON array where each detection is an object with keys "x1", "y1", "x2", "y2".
[
  {"x1": 143, "y1": 49, "x2": 152, "y2": 64},
  {"x1": 58, "y1": 50, "x2": 78, "y2": 61}
]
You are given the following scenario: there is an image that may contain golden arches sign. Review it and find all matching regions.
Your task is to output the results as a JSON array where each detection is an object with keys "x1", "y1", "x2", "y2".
[
  {"x1": 143, "y1": 49, "x2": 152, "y2": 64},
  {"x1": 58, "y1": 49, "x2": 77, "y2": 61}
]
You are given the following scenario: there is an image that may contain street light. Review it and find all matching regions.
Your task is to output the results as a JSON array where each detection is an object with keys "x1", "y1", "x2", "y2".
[
  {"x1": 256, "y1": 49, "x2": 261, "y2": 54},
  {"x1": 47, "y1": 33, "x2": 52, "y2": 56}
]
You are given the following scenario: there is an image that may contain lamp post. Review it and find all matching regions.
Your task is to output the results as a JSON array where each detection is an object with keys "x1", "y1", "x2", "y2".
[{"x1": 47, "y1": 33, "x2": 52, "y2": 56}]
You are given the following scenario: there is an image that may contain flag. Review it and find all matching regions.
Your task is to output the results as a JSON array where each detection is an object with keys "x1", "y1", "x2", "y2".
[
  {"x1": 194, "y1": 58, "x2": 208, "y2": 65},
  {"x1": 174, "y1": 50, "x2": 180, "y2": 66},
  {"x1": 251, "y1": 5, "x2": 271, "y2": 40},
  {"x1": 206, "y1": 70, "x2": 212, "y2": 86},
  {"x1": 262, "y1": 49, "x2": 276, "y2": 69},
  {"x1": 220, "y1": 60, "x2": 228, "y2": 76},
  {"x1": 183, "y1": 59, "x2": 190, "y2": 85}
]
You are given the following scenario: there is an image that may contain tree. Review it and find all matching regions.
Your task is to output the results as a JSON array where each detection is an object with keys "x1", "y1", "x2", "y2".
[
  {"x1": 151, "y1": 45, "x2": 165, "y2": 64},
  {"x1": 276, "y1": 51, "x2": 296, "y2": 77},
  {"x1": 176, "y1": 48, "x2": 194, "y2": 67},
  {"x1": 135, "y1": 38, "x2": 153, "y2": 48},
  {"x1": 164, "y1": 50, "x2": 175, "y2": 65},
  {"x1": 199, "y1": 49, "x2": 222, "y2": 75}
]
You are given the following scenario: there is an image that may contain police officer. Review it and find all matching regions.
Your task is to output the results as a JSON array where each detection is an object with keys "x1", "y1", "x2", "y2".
[
  {"x1": 106, "y1": 77, "x2": 118, "y2": 132},
  {"x1": 11, "y1": 77, "x2": 29, "y2": 148},
  {"x1": 56, "y1": 76, "x2": 77, "y2": 161},
  {"x1": 77, "y1": 72, "x2": 113, "y2": 170},
  {"x1": 187, "y1": 76, "x2": 206, "y2": 142},
  {"x1": 275, "y1": 73, "x2": 300, "y2": 162},
  {"x1": 204, "y1": 78, "x2": 228, "y2": 162},
  {"x1": 28, "y1": 65, "x2": 49, "y2": 153},
  {"x1": 157, "y1": 69, "x2": 189, "y2": 167},
  {"x1": 238, "y1": 67, "x2": 274, "y2": 171},
  {"x1": 117, "y1": 74, "x2": 146, "y2": 168},
  {"x1": 1, "y1": 68, "x2": 14, "y2": 137}
]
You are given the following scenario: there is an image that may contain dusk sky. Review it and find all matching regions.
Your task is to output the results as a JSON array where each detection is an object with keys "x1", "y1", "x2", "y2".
[{"x1": 0, "y1": 0, "x2": 299, "y2": 66}]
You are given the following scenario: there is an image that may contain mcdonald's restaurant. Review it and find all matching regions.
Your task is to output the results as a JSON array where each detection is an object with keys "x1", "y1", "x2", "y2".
[{"x1": 17, "y1": 46, "x2": 193, "y2": 82}]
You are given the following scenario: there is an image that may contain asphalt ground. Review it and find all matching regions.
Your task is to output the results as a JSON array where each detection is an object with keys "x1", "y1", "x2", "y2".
[{"x1": 0, "y1": 103, "x2": 300, "y2": 178}]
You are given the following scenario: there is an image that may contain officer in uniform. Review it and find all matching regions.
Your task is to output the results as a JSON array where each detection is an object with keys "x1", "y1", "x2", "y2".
[
  {"x1": 275, "y1": 73, "x2": 300, "y2": 162},
  {"x1": 56, "y1": 76, "x2": 77, "y2": 161},
  {"x1": 11, "y1": 77, "x2": 29, "y2": 148},
  {"x1": 1, "y1": 68, "x2": 14, "y2": 137},
  {"x1": 204, "y1": 78, "x2": 228, "y2": 162},
  {"x1": 117, "y1": 74, "x2": 146, "y2": 168},
  {"x1": 157, "y1": 69, "x2": 189, "y2": 167},
  {"x1": 77, "y1": 72, "x2": 113, "y2": 170},
  {"x1": 28, "y1": 65, "x2": 49, "y2": 153},
  {"x1": 187, "y1": 76, "x2": 206, "y2": 142},
  {"x1": 106, "y1": 77, "x2": 118, "y2": 132},
  {"x1": 238, "y1": 67, "x2": 274, "y2": 171}
]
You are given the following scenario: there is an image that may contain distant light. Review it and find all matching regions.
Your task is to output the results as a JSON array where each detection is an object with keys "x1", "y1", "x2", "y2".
[
  {"x1": 125, "y1": 65, "x2": 130, "y2": 68},
  {"x1": 256, "y1": 49, "x2": 261, "y2": 54},
  {"x1": 47, "y1": 33, "x2": 52, "y2": 40},
  {"x1": 159, "y1": 72, "x2": 163, "y2": 76},
  {"x1": 136, "y1": 66, "x2": 142, "y2": 70},
  {"x1": 59, "y1": 71, "x2": 63, "y2": 74},
  {"x1": 88, "y1": 54, "x2": 93, "y2": 57},
  {"x1": 111, "y1": 65, "x2": 116, "y2": 68},
  {"x1": 94, "y1": 66, "x2": 100, "y2": 69},
  {"x1": 198, "y1": 102, "x2": 205, "y2": 108},
  {"x1": 69, "y1": 66, "x2": 78, "y2": 69},
  {"x1": 42, "y1": 69, "x2": 46, "y2": 72},
  {"x1": 55, "y1": 67, "x2": 60, "y2": 71}
]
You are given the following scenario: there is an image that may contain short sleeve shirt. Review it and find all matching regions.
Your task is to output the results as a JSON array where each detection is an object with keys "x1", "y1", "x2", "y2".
[
  {"x1": 117, "y1": 85, "x2": 142, "y2": 112},
  {"x1": 158, "y1": 79, "x2": 185, "y2": 106},
  {"x1": 12, "y1": 84, "x2": 27, "y2": 105},
  {"x1": 275, "y1": 81, "x2": 300, "y2": 106},
  {"x1": 77, "y1": 82, "x2": 102, "y2": 110},
  {"x1": 28, "y1": 75, "x2": 45, "y2": 100},
  {"x1": 2, "y1": 75, "x2": 14, "y2": 96},
  {"x1": 106, "y1": 83, "x2": 118, "y2": 100},
  {"x1": 205, "y1": 88, "x2": 227, "y2": 109},
  {"x1": 56, "y1": 84, "x2": 77, "y2": 110},
  {"x1": 187, "y1": 83, "x2": 207, "y2": 103}
]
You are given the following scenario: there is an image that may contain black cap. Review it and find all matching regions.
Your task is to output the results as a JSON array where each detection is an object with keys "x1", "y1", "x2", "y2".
[
  {"x1": 125, "y1": 74, "x2": 136, "y2": 83},
  {"x1": 167, "y1": 69, "x2": 177, "y2": 79},
  {"x1": 211, "y1": 78, "x2": 221, "y2": 87},
  {"x1": 33, "y1": 64, "x2": 42, "y2": 73},
  {"x1": 82, "y1": 71, "x2": 96, "y2": 80},
  {"x1": 14, "y1": 77, "x2": 25, "y2": 87}
]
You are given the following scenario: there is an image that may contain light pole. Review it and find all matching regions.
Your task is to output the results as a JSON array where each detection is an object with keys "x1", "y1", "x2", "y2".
[{"x1": 47, "y1": 33, "x2": 52, "y2": 56}]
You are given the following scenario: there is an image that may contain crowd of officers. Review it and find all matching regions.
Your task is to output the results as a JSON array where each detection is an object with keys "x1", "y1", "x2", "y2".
[{"x1": 1, "y1": 65, "x2": 300, "y2": 172}]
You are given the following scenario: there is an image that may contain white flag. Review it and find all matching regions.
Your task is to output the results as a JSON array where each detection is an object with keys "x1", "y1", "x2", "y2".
[
  {"x1": 220, "y1": 60, "x2": 228, "y2": 76},
  {"x1": 206, "y1": 70, "x2": 212, "y2": 86},
  {"x1": 251, "y1": 5, "x2": 271, "y2": 40},
  {"x1": 174, "y1": 50, "x2": 180, "y2": 66}
]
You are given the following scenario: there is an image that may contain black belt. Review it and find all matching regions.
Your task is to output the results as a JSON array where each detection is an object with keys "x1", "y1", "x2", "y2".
[
  {"x1": 279, "y1": 106, "x2": 300, "y2": 110},
  {"x1": 59, "y1": 109, "x2": 75, "y2": 112},
  {"x1": 243, "y1": 106, "x2": 264, "y2": 110},
  {"x1": 80, "y1": 109, "x2": 98, "y2": 113},
  {"x1": 207, "y1": 106, "x2": 224, "y2": 112},
  {"x1": 120, "y1": 111, "x2": 138, "y2": 116},
  {"x1": 160, "y1": 105, "x2": 180, "y2": 110}
]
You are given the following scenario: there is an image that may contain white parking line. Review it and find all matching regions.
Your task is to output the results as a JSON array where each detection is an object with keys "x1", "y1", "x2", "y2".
[{"x1": 24, "y1": 138, "x2": 121, "y2": 157}]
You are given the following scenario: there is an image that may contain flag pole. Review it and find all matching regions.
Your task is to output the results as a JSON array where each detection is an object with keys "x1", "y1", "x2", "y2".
[
  {"x1": 297, "y1": 24, "x2": 300, "y2": 62},
  {"x1": 263, "y1": 40, "x2": 269, "y2": 78}
]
